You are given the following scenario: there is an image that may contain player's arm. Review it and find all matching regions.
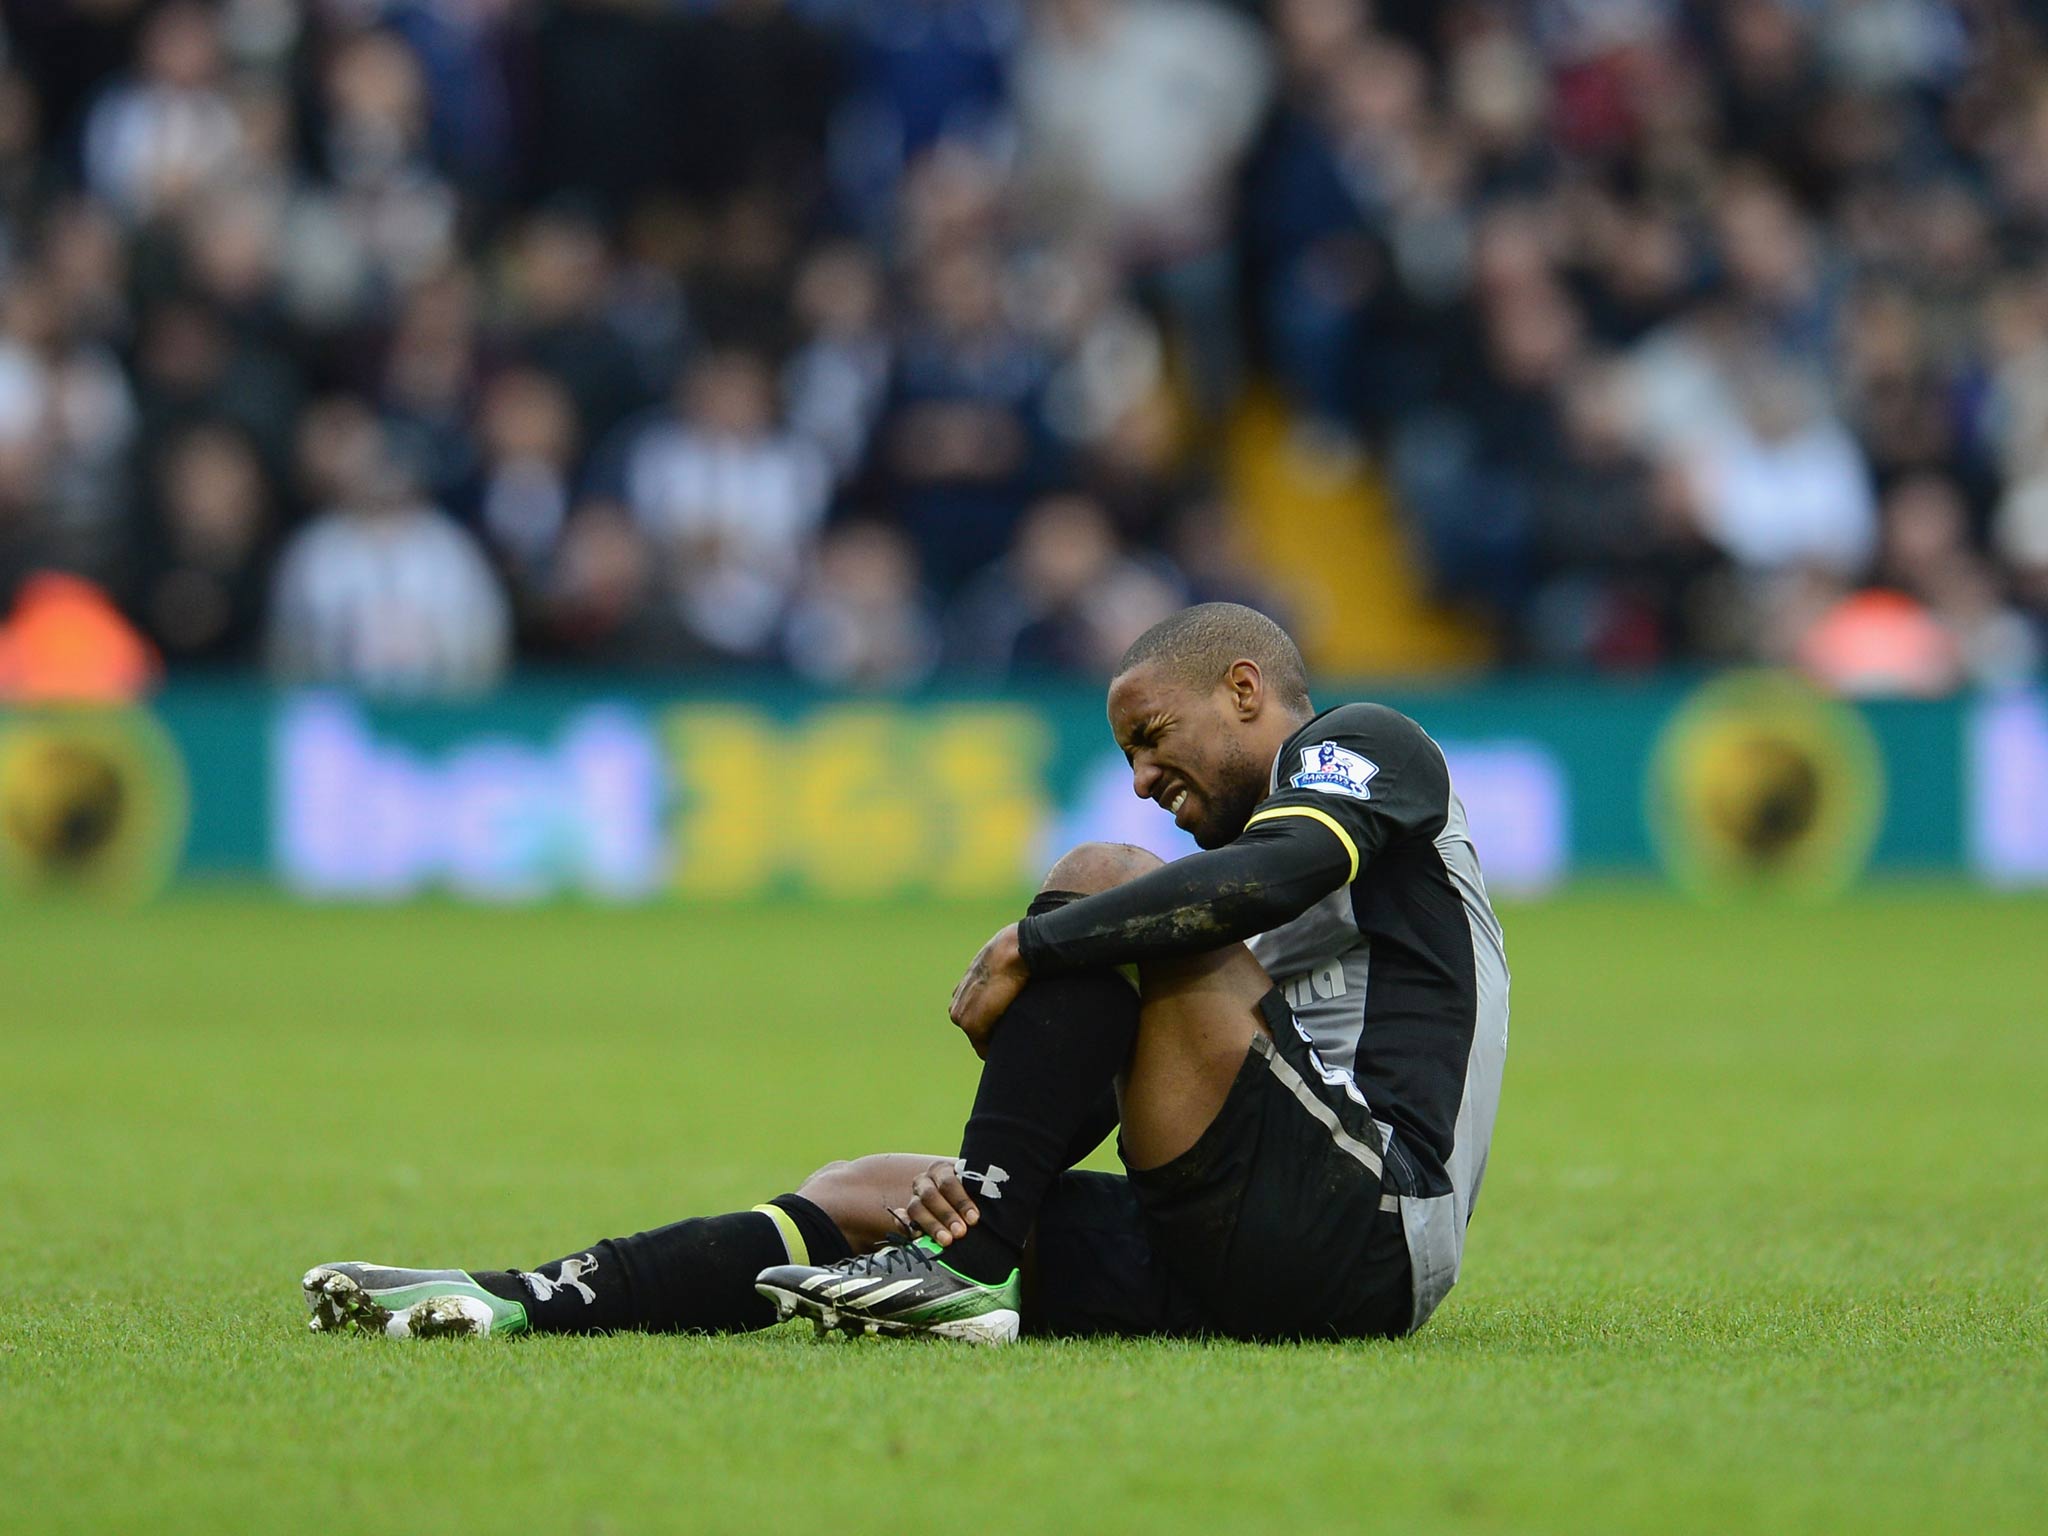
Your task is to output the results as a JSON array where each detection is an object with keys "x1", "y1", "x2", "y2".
[
  {"x1": 1021, "y1": 705, "x2": 1447, "y2": 972},
  {"x1": 945, "y1": 829, "x2": 1344, "y2": 1054},
  {"x1": 950, "y1": 706, "x2": 1449, "y2": 1041},
  {"x1": 1014, "y1": 813, "x2": 1353, "y2": 973}
]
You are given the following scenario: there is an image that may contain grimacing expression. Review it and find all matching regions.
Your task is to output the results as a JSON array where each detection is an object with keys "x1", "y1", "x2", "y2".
[{"x1": 1107, "y1": 663, "x2": 1272, "y2": 849}]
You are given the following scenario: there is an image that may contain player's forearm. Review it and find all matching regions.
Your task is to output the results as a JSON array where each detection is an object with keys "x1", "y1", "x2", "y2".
[{"x1": 1016, "y1": 829, "x2": 1348, "y2": 974}]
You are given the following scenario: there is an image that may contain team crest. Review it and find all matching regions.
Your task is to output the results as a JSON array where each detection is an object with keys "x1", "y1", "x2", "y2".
[{"x1": 1290, "y1": 741, "x2": 1379, "y2": 800}]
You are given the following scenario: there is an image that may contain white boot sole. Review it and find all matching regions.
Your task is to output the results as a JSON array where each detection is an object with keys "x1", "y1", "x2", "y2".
[
  {"x1": 302, "y1": 1266, "x2": 493, "y2": 1339},
  {"x1": 756, "y1": 1281, "x2": 1019, "y2": 1345}
]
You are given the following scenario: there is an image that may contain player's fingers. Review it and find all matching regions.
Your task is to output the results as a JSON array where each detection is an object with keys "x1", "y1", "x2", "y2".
[
  {"x1": 921, "y1": 1163, "x2": 974, "y2": 1236},
  {"x1": 930, "y1": 1165, "x2": 980, "y2": 1228},
  {"x1": 957, "y1": 967, "x2": 1021, "y2": 1040},
  {"x1": 907, "y1": 1185, "x2": 961, "y2": 1244},
  {"x1": 954, "y1": 986, "x2": 996, "y2": 1038},
  {"x1": 904, "y1": 1192, "x2": 950, "y2": 1242},
  {"x1": 912, "y1": 1168, "x2": 974, "y2": 1240}
]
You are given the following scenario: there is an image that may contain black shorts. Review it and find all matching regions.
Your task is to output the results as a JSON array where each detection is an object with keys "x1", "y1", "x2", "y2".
[{"x1": 1024, "y1": 989, "x2": 1413, "y2": 1341}]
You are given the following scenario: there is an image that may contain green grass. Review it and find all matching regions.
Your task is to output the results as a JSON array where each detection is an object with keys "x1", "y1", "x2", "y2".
[{"x1": 3, "y1": 887, "x2": 2044, "y2": 1534}]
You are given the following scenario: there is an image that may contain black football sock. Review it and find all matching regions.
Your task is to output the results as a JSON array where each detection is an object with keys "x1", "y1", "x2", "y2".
[
  {"x1": 942, "y1": 891, "x2": 1141, "y2": 1284},
  {"x1": 473, "y1": 1193, "x2": 851, "y2": 1334},
  {"x1": 1059, "y1": 1085, "x2": 1121, "y2": 1168}
]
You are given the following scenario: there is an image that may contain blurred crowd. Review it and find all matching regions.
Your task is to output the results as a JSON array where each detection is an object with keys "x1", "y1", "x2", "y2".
[{"x1": 0, "y1": 0, "x2": 2045, "y2": 696}]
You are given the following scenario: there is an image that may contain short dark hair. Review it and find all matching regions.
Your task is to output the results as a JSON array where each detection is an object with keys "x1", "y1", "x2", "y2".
[{"x1": 1115, "y1": 603, "x2": 1313, "y2": 715}]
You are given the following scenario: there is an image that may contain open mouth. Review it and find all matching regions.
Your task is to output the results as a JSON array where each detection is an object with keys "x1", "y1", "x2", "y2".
[{"x1": 1167, "y1": 787, "x2": 1189, "y2": 820}]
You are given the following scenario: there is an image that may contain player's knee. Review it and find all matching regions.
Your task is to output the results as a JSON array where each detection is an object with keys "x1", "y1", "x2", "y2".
[
  {"x1": 795, "y1": 1154, "x2": 903, "y2": 1251},
  {"x1": 1042, "y1": 841, "x2": 1163, "y2": 897},
  {"x1": 798, "y1": 1158, "x2": 854, "y2": 1193}
]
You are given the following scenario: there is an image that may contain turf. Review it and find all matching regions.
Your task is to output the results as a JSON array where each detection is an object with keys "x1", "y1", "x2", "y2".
[{"x1": 3, "y1": 887, "x2": 2044, "y2": 1534}]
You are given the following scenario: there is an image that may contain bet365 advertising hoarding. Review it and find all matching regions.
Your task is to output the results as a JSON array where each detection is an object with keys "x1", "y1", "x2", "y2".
[{"x1": 2, "y1": 677, "x2": 2044, "y2": 903}]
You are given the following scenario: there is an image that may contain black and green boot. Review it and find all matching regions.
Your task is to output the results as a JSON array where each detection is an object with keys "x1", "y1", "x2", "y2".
[{"x1": 756, "y1": 1237, "x2": 1021, "y2": 1344}]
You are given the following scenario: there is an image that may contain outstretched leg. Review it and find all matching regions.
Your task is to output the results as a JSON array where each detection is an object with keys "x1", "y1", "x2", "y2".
[{"x1": 303, "y1": 1153, "x2": 962, "y2": 1338}]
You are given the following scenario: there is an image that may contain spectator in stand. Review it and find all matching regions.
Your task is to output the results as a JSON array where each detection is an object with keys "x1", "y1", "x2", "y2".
[
  {"x1": 469, "y1": 367, "x2": 581, "y2": 599},
  {"x1": 268, "y1": 398, "x2": 508, "y2": 695},
  {"x1": 1163, "y1": 493, "x2": 1292, "y2": 622},
  {"x1": 829, "y1": 0, "x2": 1019, "y2": 231},
  {"x1": 135, "y1": 422, "x2": 274, "y2": 667},
  {"x1": 1874, "y1": 472, "x2": 2040, "y2": 687},
  {"x1": 604, "y1": 347, "x2": 831, "y2": 660},
  {"x1": 535, "y1": 503, "x2": 698, "y2": 671},
  {"x1": 81, "y1": 2, "x2": 240, "y2": 224},
  {"x1": 1013, "y1": 0, "x2": 1271, "y2": 412},
  {"x1": 783, "y1": 520, "x2": 940, "y2": 689},
  {"x1": 1528, "y1": 360, "x2": 1725, "y2": 667},
  {"x1": 508, "y1": 209, "x2": 657, "y2": 453},
  {"x1": 946, "y1": 490, "x2": 1183, "y2": 675},
  {"x1": 1393, "y1": 212, "x2": 1587, "y2": 625},
  {"x1": 882, "y1": 241, "x2": 1055, "y2": 593},
  {"x1": 1025, "y1": 240, "x2": 1169, "y2": 488},
  {"x1": 783, "y1": 242, "x2": 894, "y2": 486},
  {"x1": 1242, "y1": 25, "x2": 1424, "y2": 438},
  {"x1": 377, "y1": 267, "x2": 486, "y2": 506},
  {"x1": 0, "y1": 70, "x2": 61, "y2": 253},
  {"x1": 0, "y1": 261, "x2": 137, "y2": 585},
  {"x1": 1013, "y1": 0, "x2": 1270, "y2": 254},
  {"x1": 1681, "y1": 361, "x2": 1877, "y2": 579},
  {"x1": 380, "y1": 0, "x2": 523, "y2": 199},
  {"x1": 1998, "y1": 473, "x2": 2048, "y2": 627},
  {"x1": 302, "y1": 27, "x2": 457, "y2": 309},
  {"x1": 1713, "y1": 167, "x2": 1838, "y2": 364},
  {"x1": 129, "y1": 296, "x2": 300, "y2": 484},
  {"x1": 32, "y1": 198, "x2": 131, "y2": 357}
]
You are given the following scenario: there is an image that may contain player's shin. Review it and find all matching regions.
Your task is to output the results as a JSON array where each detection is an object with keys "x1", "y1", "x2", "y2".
[
  {"x1": 942, "y1": 903, "x2": 1141, "y2": 1283},
  {"x1": 473, "y1": 1194, "x2": 851, "y2": 1333}
]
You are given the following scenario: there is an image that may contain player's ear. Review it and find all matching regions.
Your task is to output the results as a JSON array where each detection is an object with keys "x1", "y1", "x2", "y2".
[{"x1": 1226, "y1": 659, "x2": 1262, "y2": 719}]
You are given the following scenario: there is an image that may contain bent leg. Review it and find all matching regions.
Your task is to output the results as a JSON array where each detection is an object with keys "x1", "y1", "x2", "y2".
[
  {"x1": 928, "y1": 842, "x2": 1261, "y2": 1283},
  {"x1": 1029, "y1": 841, "x2": 1274, "y2": 1172}
]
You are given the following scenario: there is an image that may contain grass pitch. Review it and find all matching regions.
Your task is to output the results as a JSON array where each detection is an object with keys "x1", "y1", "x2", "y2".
[{"x1": 3, "y1": 887, "x2": 2044, "y2": 1534}]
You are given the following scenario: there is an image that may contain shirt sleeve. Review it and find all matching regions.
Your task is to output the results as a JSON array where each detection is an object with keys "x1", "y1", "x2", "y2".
[
  {"x1": 1016, "y1": 704, "x2": 1450, "y2": 975},
  {"x1": 1240, "y1": 703, "x2": 1449, "y2": 881}
]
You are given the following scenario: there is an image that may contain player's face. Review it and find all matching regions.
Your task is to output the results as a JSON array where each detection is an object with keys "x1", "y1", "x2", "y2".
[{"x1": 1107, "y1": 664, "x2": 1270, "y2": 850}]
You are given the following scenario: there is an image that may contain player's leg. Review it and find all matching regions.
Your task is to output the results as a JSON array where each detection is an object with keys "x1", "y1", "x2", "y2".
[
  {"x1": 758, "y1": 842, "x2": 1263, "y2": 1340},
  {"x1": 940, "y1": 841, "x2": 1271, "y2": 1268},
  {"x1": 302, "y1": 1152, "x2": 940, "y2": 1338}
]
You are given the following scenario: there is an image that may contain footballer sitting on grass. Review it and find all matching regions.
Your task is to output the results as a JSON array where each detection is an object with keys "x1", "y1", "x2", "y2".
[{"x1": 301, "y1": 604, "x2": 1510, "y2": 1344}]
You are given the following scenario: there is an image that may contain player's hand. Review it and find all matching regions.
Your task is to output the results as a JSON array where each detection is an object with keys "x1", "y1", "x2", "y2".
[
  {"x1": 903, "y1": 1159, "x2": 979, "y2": 1246},
  {"x1": 949, "y1": 922, "x2": 1027, "y2": 1057}
]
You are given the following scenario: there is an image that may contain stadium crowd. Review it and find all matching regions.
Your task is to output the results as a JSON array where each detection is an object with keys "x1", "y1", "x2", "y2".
[{"x1": 0, "y1": 0, "x2": 2044, "y2": 695}]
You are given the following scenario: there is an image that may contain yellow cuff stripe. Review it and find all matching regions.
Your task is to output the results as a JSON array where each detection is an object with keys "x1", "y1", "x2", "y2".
[
  {"x1": 1245, "y1": 805, "x2": 1361, "y2": 883},
  {"x1": 752, "y1": 1203, "x2": 807, "y2": 1266}
]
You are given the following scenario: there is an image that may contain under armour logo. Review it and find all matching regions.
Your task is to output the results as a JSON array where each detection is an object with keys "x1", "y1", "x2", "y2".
[
  {"x1": 521, "y1": 1252, "x2": 600, "y2": 1304},
  {"x1": 956, "y1": 1162, "x2": 1009, "y2": 1199}
]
